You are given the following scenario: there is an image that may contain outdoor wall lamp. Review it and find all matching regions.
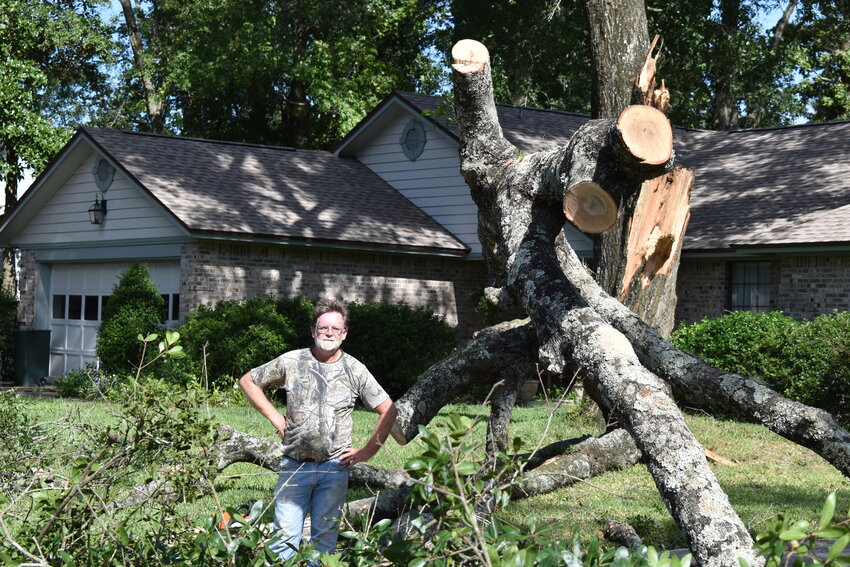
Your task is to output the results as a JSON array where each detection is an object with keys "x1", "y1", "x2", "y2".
[{"x1": 88, "y1": 193, "x2": 107, "y2": 224}]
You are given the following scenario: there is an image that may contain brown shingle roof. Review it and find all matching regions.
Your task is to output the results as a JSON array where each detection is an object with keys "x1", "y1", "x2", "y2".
[
  {"x1": 396, "y1": 92, "x2": 850, "y2": 252},
  {"x1": 84, "y1": 127, "x2": 468, "y2": 255}
]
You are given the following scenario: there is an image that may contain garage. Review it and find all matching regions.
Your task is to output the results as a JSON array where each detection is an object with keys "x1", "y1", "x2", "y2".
[{"x1": 49, "y1": 262, "x2": 180, "y2": 377}]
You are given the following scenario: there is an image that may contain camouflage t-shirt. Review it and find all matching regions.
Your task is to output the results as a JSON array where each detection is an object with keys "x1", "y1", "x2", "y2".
[{"x1": 249, "y1": 348, "x2": 389, "y2": 462}]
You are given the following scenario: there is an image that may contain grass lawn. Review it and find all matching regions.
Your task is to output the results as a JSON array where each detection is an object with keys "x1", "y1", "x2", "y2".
[{"x1": 16, "y1": 393, "x2": 850, "y2": 551}]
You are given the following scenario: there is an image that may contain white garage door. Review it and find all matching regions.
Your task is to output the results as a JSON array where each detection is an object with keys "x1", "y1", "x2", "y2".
[{"x1": 49, "y1": 262, "x2": 180, "y2": 377}]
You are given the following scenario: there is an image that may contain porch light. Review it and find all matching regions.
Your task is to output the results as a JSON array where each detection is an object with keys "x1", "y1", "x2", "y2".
[{"x1": 88, "y1": 193, "x2": 107, "y2": 224}]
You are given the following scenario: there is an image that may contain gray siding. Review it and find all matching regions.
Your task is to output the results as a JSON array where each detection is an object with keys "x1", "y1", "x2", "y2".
[
  {"x1": 355, "y1": 112, "x2": 481, "y2": 255},
  {"x1": 354, "y1": 108, "x2": 593, "y2": 257},
  {"x1": 14, "y1": 153, "x2": 184, "y2": 246}
]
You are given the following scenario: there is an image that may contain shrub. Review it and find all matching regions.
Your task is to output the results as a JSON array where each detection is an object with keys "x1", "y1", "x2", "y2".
[
  {"x1": 95, "y1": 264, "x2": 164, "y2": 376},
  {"x1": 343, "y1": 301, "x2": 456, "y2": 397},
  {"x1": 178, "y1": 295, "x2": 299, "y2": 388},
  {"x1": 671, "y1": 310, "x2": 850, "y2": 422},
  {"x1": 670, "y1": 310, "x2": 796, "y2": 378},
  {"x1": 768, "y1": 311, "x2": 850, "y2": 420}
]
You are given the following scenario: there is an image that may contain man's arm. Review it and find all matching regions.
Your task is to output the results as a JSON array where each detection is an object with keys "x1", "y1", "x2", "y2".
[
  {"x1": 339, "y1": 398, "x2": 398, "y2": 467},
  {"x1": 238, "y1": 372, "x2": 287, "y2": 438}
]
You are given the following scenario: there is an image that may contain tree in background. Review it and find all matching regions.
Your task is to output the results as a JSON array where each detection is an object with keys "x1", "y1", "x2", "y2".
[
  {"x1": 446, "y1": 0, "x2": 591, "y2": 112},
  {"x1": 0, "y1": 0, "x2": 114, "y2": 290},
  {"x1": 109, "y1": 0, "x2": 448, "y2": 147},
  {"x1": 793, "y1": 1, "x2": 850, "y2": 121}
]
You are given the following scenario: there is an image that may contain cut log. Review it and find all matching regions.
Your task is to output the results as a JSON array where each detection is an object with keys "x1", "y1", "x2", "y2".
[
  {"x1": 616, "y1": 105, "x2": 673, "y2": 166},
  {"x1": 451, "y1": 39, "x2": 489, "y2": 74},
  {"x1": 564, "y1": 181, "x2": 618, "y2": 233}
]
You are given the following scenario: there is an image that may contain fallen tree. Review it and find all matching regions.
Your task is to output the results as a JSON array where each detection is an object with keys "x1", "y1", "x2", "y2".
[{"x1": 203, "y1": 38, "x2": 850, "y2": 567}]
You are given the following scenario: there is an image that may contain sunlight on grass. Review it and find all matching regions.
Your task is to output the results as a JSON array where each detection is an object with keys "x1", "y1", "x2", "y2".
[{"x1": 18, "y1": 394, "x2": 850, "y2": 550}]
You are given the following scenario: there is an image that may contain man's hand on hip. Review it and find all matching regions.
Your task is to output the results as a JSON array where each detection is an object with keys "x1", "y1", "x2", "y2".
[{"x1": 340, "y1": 446, "x2": 375, "y2": 468}]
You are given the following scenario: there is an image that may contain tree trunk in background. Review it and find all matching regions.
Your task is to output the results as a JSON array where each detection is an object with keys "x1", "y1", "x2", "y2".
[
  {"x1": 3, "y1": 148, "x2": 18, "y2": 294},
  {"x1": 583, "y1": 0, "x2": 689, "y2": 337},
  {"x1": 584, "y1": 0, "x2": 648, "y2": 120},
  {"x1": 711, "y1": 0, "x2": 741, "y2": 130},
  {"x1": 119, "y1": 0, "x2": 165, "y2": 133}
]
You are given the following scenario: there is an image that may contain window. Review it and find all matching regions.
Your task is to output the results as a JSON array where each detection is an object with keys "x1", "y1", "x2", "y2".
[
  {"x1": 52, "y1": 295, "x2": 66, "y2": 319},
  {"x1": 51, "y1": 294, "x2": 110, "y2": 321},
  {"x1": 160, "y1": 293, "x2": 180, "y2": 324},
  {"x1": 68, "y1": 295, "x2": 82, "y2": 320},
  {"x1": 730, "y1": 261, "x2": 771, "y2": 312}
]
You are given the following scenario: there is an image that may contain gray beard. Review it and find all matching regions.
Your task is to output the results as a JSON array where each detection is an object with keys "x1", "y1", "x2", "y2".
[{"x1": 313, "y1": 336, "x2": 342, "y2": 354}]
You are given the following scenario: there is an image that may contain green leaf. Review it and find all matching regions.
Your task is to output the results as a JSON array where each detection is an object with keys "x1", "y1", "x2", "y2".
[
  {"x1": 828, "y1": 535, "x2": 850, "y2": 563},
  {"x1": 455, "y1": 461, "x2": 478, "y2": 475},
  {"x1": 820, "y1": 492, "x2": 837, "y2": 529},
  {"x1": 405, "y1": 458, "x2": 427, "y2": 471},
  {"x1": 815, "y1": 528, "x2": 847, "y2": 538},
  {"x1": 739, "y1": 558, "x2": 752, "y2": 567},
  {"x1": 117, "y1": 525, "x2": 130, "y2": 546},
  {"x1": 779, "y1": 529, "x2": 807, "y2": 541}
]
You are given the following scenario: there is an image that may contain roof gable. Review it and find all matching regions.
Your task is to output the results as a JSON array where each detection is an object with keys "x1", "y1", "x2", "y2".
[
  {"x1": 385, "y1": 93, "x2": 850, "y2": 252},
  {"x1": 83, "y1": 128, "x2": 468, "y2": 255},
  {"x1": 0, "y1": 132, "x2": 186, "y2": 247}
]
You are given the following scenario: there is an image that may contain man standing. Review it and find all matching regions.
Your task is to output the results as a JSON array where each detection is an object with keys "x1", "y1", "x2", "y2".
[{"x1": 239, "y1": 298, "x2": 398, "y2": 561}]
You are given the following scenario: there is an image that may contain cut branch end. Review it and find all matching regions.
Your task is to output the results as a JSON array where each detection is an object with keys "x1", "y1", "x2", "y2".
[
  {"x1": 617, "y1": 105, "x2": 673, "y2": 165},
  {"x1": 564, "y1": 181, "x2": 617, "y2": 233},
  {"x1": 451, "y1": 39, "x2": 490, "y2": 74}
]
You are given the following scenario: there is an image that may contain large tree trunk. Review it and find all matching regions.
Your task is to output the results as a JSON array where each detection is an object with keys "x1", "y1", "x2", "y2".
[
  {"x1": 585, "y1": 2, "x2": 689, "y2": 337},
  {"x1": 450, "y1": 39, "x2": 758, "y2": 567}
]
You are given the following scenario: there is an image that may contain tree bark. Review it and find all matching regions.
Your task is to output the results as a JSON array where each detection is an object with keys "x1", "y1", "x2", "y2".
[
  {"x1": 451, "y1": 39, "x2": 759, "y2": 567},
  {"x1": 2, "y1": 147, "x2": 18, "y2": 293},
  {"x1": 119, "y1": 0, "x2": 165, "y2": 133},
  {"x1": 584, "y1": 0, "x2": 649, "y2": 120}
]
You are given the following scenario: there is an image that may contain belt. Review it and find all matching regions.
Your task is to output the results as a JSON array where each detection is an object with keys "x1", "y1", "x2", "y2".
[{"x1": 285, "y1": 455, "x2": 320, "y2": 463}]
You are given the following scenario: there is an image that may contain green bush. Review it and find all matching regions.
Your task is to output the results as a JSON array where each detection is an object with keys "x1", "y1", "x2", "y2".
[
  {"x1": 671, "y1": 310, "x2": 850, "y2": 422},
  {"x1": 176, "y1": 296, "x2": 454, "y2": 396},
  {"x1": 95, "y1": 264, "x2": 164, "y2": 376},
  {"x1": 670, "y1": 311, "x2": 796, "y2": 378},
  {"x1": 178, "y1": 295, "x2": 299, "y2": 388},
  {"x1": 768, "y1": 311, "x2": 850, "y2": 419},
  {"x1": 344, "y1": 301, "x2": 456, "y2": 397},
  {"x1": 0, "y1": 285, "x2": 17, "y2": 382}
]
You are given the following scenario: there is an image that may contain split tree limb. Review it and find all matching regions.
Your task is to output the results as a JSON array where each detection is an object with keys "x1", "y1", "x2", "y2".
[{"x1": 452, "y1": 39, "x2": 759, "y2": 567}]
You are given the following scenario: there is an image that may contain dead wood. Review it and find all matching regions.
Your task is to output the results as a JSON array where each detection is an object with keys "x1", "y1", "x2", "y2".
[{"x1": 451, "y1": 39, "x2": 759, "y2": 567}]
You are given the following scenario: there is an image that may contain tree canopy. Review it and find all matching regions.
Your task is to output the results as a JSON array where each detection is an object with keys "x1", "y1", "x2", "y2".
[
  {"x1": 0, "y1": 0, "x2": 113, "y2": 208},
  {"x1": 106, "y1": 0, "x2": 449, "y2": 148}
]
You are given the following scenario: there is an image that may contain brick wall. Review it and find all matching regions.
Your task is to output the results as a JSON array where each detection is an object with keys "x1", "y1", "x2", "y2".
[
  {"x1": 180, "y1": 241, "x2": 488, "y2": 336},
  {"x1": 17, "y1": 249, "x2": 37, "y2": 329},
  {"x1": 777, "y1": 255, "x2": 850, "y2": 319},
  {"x1": 674, "y1": 259, "x2": 729, "y2": 326},
  {"x1": 676, "y1": 254, "x2": 850, "y2": 326}
]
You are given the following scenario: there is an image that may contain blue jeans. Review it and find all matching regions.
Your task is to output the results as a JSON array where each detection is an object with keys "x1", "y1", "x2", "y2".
[{"x1": 269, "y1": 456, "x2": 350, "y2": 562}]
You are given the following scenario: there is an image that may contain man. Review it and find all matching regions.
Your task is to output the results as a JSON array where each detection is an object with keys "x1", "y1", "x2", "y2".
[{"x1": 239, "y1": 298, "x2": 398, "y2": 561}]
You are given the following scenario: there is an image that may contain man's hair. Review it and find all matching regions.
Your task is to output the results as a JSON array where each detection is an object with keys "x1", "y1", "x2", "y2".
[{"x1": 313, "y1": 298, "x2": 349, "y2": 327}]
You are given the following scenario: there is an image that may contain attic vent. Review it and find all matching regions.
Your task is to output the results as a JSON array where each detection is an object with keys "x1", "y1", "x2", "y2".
[
  {"x1": 400, "y1": 119, "x2": 426, "y2": 161},
  {"x1": 92, "y1": 158, "x2": 115, "y2": 191}
]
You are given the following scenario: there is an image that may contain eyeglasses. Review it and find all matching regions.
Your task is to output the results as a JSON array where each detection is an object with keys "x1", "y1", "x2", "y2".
[{"x1": 315, "y1": 325, "x2": 346, "y2": 335}]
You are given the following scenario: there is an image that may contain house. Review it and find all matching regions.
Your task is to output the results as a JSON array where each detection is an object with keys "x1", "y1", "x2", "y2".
[
  {"x1": 0, "y1": 127, "x2": 481, "y2": 377},
  {"x1": 2, "y1": 91, "x2": 849, "y2": 379},
  {"x1": 339, "y1": 93, "x2": 850, "y2": 326}
]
